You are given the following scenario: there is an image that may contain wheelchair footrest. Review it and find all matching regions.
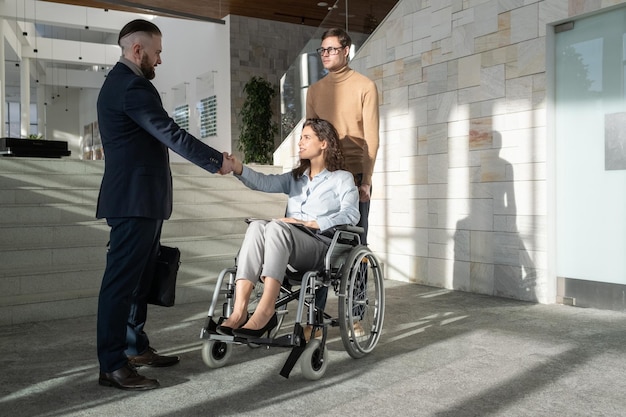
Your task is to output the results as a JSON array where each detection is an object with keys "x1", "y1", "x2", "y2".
[
  {"x1": 199, "y1": 317, "x2": 220, "y2": 339},
  {"x1": 240, "y1": 332, "x2": 300, "y2": 348}
]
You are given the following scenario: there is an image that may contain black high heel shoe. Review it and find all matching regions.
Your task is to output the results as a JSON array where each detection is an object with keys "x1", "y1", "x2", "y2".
[
  {"x1": 232, "y1": 313, "x2": 278, "y2": 339},
  {"x1": 216, "y1": 315, "x2": 249, "y2": 336}
]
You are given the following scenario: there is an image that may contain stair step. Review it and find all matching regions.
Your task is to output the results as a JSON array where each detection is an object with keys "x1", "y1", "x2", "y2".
[
  {"x1": 0, "y1": 254, "x2": 236, "y2": 304},
  {"x1": 0, "y1": 162, "x2": 284, "y2": 188},
  {"x1": 0, "y1": 158, "x2": 283, "y2": 175},
  {"x1": 0, "y1": 234, "x2": 244, "y2": 272},
  {"x1": 0, "y1": 187, "x2": 99, "y2": 205},
  {"x1": 0, "y1": 173, "x2": 252, "y2": 189},
  {"x1": 0, "y1": 279, "x2": 219, "y2": 326},
  {"x1": 0, "y1": 220, "x2": 108, "y2": 250},
  {"x1": 0, "y1": 157, "x2": 105, "y2": 174},
  {"x1": 0, "y1": 185, "x2": 286, "y2": 206},
  {"x1": 0, "y1": 218, "x2": 262, "y2": 250},
  {"x1": 0, "y1": 200, "x2": 286, "y2": 225}
]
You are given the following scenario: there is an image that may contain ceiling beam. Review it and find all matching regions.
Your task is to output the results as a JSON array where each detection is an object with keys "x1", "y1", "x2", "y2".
[{"x1": 0, "y1": 0, "x2": 147, "y2": 33}]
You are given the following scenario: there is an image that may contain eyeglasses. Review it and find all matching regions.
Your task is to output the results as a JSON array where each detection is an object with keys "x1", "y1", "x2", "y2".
[{"x1": 316, "y1": 46, "x2": 345, "y2": 56}]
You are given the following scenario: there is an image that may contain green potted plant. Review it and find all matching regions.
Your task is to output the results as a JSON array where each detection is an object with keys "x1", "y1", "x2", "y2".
[{"x1": 238, "y1": 76, "x2": 278, "y2": 164}]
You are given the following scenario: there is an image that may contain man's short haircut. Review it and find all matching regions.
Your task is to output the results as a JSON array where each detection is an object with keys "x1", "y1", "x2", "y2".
[
  {"x1": 321, "y1": 28, "x2": 352, "y2": 48},
  {"x1": 118, "y1": 19, "x2": 162, "y2": 46}
]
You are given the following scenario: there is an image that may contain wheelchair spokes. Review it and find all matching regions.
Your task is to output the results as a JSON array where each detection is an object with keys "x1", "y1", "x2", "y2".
[{"x1": 338, "y1": 246, "x2": 385, "y2": 359}]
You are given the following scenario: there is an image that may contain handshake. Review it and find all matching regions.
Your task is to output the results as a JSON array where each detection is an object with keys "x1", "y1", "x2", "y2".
[{"x1": 218, "y1": 153, "x2": 243, "y2": 175}]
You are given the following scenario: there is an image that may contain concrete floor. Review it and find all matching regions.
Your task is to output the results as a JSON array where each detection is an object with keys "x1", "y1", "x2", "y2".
[{"x1": 2, "y1": 280, "x2": 626, "y2": 417}]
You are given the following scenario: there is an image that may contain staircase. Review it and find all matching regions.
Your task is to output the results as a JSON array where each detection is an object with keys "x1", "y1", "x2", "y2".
[{"x1": 0, "y1": 157, "x2": 287, "y2": 326}]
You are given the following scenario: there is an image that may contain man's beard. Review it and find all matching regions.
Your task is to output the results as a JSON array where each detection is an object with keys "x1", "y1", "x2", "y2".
[{"x1": 140, "y1": 53, "x2": 156, "y2": 80}]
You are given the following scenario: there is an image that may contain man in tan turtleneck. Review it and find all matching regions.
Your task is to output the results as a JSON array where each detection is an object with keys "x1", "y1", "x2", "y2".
[
  {"x1": 306, "y1": 27, "x2": 379, "y2": 246},
  {"x1": 305, "y1": 28, "x2": 379, "y2": 336}
]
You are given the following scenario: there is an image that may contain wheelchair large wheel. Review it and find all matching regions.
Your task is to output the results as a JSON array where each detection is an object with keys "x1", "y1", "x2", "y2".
[
  {"x1": 338, "y1": 245, "x2": 385, "y2": 359},
  {"x1": 300, "y1": 339, "x2": 328, "y2": 380},
  {"x1": 202, "y1": 340, "x2": 232, "y2": 368}
]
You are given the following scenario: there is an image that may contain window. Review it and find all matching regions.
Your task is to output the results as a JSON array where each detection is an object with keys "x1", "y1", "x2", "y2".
[
  {"x1": 4, "y1": 102, "x2": 39, "y2": 138},
  {"x1": 173, "y1": 104, "x2": 190, "y2": 131},
  {"x1": 198, "y1": 96, "x2": 217, "y2": 137}
]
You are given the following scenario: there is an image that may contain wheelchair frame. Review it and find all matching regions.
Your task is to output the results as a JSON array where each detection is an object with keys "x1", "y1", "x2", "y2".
[{"x1": 199, "y1": 224, "x2": 386, "y2": 380}]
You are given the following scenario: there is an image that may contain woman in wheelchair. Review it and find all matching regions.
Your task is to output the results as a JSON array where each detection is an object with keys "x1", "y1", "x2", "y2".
[{"x1": 216, "y1": 118, "x2": 360, "y2": 339}]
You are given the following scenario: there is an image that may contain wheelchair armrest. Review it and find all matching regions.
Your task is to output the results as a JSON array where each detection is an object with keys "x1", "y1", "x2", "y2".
[{"x1": 321, "y1": 224, "x2": 364, "y2": 238}]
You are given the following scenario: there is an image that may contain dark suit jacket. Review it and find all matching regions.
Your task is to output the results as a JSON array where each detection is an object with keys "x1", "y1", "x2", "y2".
[{"x1": 96, "y1": 62, "x2": 223, "y2": 220}]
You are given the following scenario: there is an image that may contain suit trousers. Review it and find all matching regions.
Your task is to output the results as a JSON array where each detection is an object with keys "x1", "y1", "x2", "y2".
[
  {"x1": 236, "y1": 220, "x2": 328, "y2": 285},
  {"x1": 97, "y1": 217, "x2": 162, "y2": 373}
]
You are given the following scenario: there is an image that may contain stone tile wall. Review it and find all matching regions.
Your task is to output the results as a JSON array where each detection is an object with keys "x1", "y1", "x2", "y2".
[
  {"x1": 229, "y1": 16, "x2": 316, "y2": 160},
  {"x1": 345, "y1": 0, "x2": 626, "y2": 304}
]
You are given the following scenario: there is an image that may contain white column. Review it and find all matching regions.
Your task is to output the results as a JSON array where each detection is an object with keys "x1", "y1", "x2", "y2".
[
  {"x1": 37, "y1": 81, "x2": 45, "y2": 137},
  {"x1": 20, "y1": 57, "x2": 31, "y2": 138},
  {"x1": 0, "y1": 20, "x2": 5, "y2": 137}
]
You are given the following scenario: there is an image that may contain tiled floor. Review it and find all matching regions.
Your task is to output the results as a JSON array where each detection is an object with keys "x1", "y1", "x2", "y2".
[{"x1": 2, "y1": 280, "x2": 626, "y2": 416}]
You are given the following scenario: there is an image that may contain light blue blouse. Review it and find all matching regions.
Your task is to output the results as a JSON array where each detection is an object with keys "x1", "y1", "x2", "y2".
[{"x1": 236, "y1": 166, "x2": 360, "y2": 232}]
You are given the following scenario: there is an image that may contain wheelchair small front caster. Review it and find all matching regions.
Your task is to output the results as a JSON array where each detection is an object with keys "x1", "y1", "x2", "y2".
[
  {"x1": 202, "y1": 340, "x2": 232, "y2": 368},
  {"x1": 300, "y1": 339, "x2": 328, "y2": 380}
]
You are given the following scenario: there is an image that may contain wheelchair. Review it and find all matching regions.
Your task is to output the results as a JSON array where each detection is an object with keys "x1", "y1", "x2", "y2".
[{"x1": 199, "y1": 223, "x2": 385, "y2": 380}]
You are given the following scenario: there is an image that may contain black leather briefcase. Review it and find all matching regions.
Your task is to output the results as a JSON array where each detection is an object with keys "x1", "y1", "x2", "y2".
[{"x1": 147, "y1": 245, "x2": 181, "y2": 307}]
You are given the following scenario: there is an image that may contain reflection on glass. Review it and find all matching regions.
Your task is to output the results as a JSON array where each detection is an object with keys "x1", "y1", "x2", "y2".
[{"x1": 279, "y1": 1, "x2": 393, "y2": 139}]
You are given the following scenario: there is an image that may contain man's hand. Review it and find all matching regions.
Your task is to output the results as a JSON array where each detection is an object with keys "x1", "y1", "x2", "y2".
[
  {"x1": 218, "y1": 152, "x2": 233, "y2": 175},
  {"x1": 359, "y1": 184, "x2": 371, "y2": 202}
]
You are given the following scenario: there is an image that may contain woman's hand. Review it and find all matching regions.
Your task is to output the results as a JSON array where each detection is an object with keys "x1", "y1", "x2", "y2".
[
  {"x1": 278, "y1": 217, "x2": 319, "y2": 229},
  {"x1": 226, "y1": 154, "x2": 244, "y2": 175}
]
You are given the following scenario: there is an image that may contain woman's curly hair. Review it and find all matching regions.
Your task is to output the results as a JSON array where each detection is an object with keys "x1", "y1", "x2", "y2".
[{"x1": 292, "y1": 118, "x2": 345, "y2": 179}]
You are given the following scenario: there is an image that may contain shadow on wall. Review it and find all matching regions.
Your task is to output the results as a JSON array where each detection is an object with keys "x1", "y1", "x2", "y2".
[{"x1": 453, "y1": 130, "x2": 537, "y2": 302}]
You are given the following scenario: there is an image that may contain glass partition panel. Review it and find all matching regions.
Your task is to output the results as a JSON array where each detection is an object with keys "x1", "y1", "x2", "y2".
[{"x1": 555, "y1": 7, "x2": 626, "y2": 284}]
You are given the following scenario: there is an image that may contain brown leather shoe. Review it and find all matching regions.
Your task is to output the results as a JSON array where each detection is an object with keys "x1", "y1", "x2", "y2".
[
  {"x1": 128, "y1": 346, "x2": 180, "y2": 368},
  {"x1": 353, "y1": 321, "x2": 365, "y2": 337},
  {"x1": 303, "y1": 325, "x2": 322, "y2": 342},
  {"x1": 99, "y1": 364, "x2": 159, "y2": 390}
]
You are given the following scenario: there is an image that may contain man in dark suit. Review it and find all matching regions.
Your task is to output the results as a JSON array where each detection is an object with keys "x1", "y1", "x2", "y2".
[{"x1": 96, "y1": 19, "x2": 233, "y2": 391}]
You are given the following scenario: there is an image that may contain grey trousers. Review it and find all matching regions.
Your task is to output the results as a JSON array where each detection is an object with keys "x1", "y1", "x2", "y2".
[{"x1": 236, "y1": 220, "x2": 329, "y2": 285}]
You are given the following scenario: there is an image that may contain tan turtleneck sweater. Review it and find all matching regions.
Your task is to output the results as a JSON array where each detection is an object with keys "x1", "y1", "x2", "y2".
[{"x1": 305, "y1": 65, "x2": 380, "y2": 186}]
